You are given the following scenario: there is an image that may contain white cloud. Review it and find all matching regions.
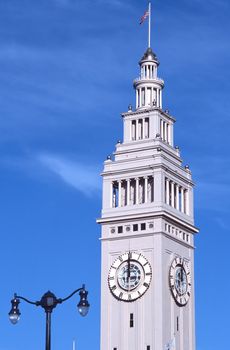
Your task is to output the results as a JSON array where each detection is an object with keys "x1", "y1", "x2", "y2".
[{"x1": 37, "y1": 153, "x2": 101, "y2": 196}]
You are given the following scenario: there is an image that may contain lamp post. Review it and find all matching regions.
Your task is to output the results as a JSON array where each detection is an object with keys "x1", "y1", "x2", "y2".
[{"x1": 9, "y1": 284, "x2": 90, "y2": 350}]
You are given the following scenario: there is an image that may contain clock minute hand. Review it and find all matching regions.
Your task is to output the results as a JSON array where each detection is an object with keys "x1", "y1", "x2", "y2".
[{"x1": 127, "y1": 252, "x2": 131, "y2": 291}]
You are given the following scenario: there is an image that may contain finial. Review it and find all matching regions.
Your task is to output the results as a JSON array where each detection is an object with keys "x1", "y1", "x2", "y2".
[
  {"x1": 185, "y1": 164, "x2": 190, "y2": 170},
  {"x1": 128, "y1": 104, "x2": 132, "y2": 112},
  {"x1": 175, "y1": 146, "x2": 180, "y2": 156},
  {"x1": 165, "y1": 109, "x2": 170, "y2": 114},
  {"x1": 106, "y1": 155, "x2": 111, "y2": 160},
  {"x1": 117, "y1": 140, "x2": 121, "y2": 144}
]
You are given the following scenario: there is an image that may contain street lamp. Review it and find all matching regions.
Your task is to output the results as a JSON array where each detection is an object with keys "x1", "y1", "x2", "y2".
[{"x1": 9, "y1": 284, "x2": 90, "y2": 350}]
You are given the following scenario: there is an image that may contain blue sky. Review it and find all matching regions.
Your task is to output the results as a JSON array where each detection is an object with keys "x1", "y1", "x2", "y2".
[{"x1": 0, "y1": 0, "x2": 229, "y2": 349}]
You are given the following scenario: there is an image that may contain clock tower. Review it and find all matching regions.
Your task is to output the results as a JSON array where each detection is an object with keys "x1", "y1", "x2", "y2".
[{"x1": 97, "y1": 16, "x2": 198, "y2": 350}]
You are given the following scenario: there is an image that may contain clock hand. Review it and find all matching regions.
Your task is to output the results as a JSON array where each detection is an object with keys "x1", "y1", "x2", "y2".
[{"x1": 128, "y1": 252, "x2": 131, "y2": 291}]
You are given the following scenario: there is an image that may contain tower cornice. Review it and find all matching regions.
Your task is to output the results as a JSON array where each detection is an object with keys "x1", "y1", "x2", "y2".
[
  {"x1": 97, "y1": 211, "x2": 199, "y2": 234},
  {"x1": 121, "y1": 107, "x2": 176, "y2": 123},
  {"x1": 101, "y1": 163, "x2": 194, "y2": 187}
]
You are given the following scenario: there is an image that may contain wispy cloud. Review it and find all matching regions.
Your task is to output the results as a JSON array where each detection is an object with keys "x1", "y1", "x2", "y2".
[
  {"x1": 37, "y1": 153, "x2": 101, "y2": 196},
  {"x1": 97, "y1": 0, "x2": 130, "y2": 7}
]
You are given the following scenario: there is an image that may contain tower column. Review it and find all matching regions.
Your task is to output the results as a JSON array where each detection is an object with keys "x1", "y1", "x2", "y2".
[
  {"x1": 160, "y1": 119, "x2": 163, "y2": 139},
  {"x1": 181, "y1": 187, "x2": 185, "y2": 213},
  {"x1": 110, "y1": 182, "x2": 114, "y2": 208},
  {"x1": 176, "y1": 184, "x2": 179, "y2": 210},
  {"x1": 171, "y1": 182, "x2": 175, "y2": 208},
  {"x1": 135, "y1": 178, "x2": 139, "y2": 205},
  {"x1": 156, "y1": 89, "x2": 159, "y2": 107},
  {"x1": 136, "y1": 119, "x2": 139, "y2": 140},
  {"x1": 168, "y1": 123, "x2": 171, "y2": 145},
  {"x1": 185, "y1": 189, "x2": 189, "y2": 215},
  {"x1": 127, "y1": 179, "x2": 130, "y2": 206},
  {"x1": 166, "y1": 178, "x2": 170, "y2": 205},
  {"x1": 139, "y1": 88, "x2": 142, "y2": 107},
  {"x1": 143, "y1": 119, "x2": 146, "y2": 140},
  {"x1": 118, "y1": 181, "x2": 122, "y2": 207},
  {"x1": 144, "y1": 177, "x2": 148, "y2": 203},
  {"x1": 164, "y1": 122, "x2": 167, "y2": 142},
  {"x1": 160, "y1": 89, "x2": 162, "y2": 108}
]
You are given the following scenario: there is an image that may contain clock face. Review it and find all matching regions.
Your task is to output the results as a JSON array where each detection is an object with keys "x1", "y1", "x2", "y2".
[
  {"x1": 169, "y1": 257, "x2": 191, "y2": 306},
  {"x1": 108, "y1": 252, "x2": 152, "y2": 302}
]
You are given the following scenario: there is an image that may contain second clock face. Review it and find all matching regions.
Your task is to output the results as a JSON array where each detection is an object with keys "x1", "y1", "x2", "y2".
[
  {"x1": 108, "y1": 252, "x2": 152, "y2": 302},
  {"x1": 169, "y1": 257, "x2": 191, "y2": 306}
]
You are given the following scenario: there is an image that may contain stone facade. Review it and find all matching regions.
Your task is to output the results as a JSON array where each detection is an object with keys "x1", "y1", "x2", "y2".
[{"x1": 98, "y1": 46, "x2": 198, "y2": 350}]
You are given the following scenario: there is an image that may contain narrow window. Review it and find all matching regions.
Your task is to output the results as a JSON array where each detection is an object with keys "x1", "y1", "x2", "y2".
[
  {"x1": 163, "y1": 121, "x2": 166, "y2": 141},
  {"x1": 184, "y1": 190, "x2": 188, "y2": 214},
  {"x1": 141, "y1": 66, "x2": 144, "y2": 78},
  {"x1": 145, "y1": 118, "x2": 149, "y2": 138},
  {"x1": 147, "y1": 346, "x2": 151, "y2": 350},
  {"x1": 121, "y1": 181, "x2": 127, "y2": 207},
  {"x1": 132, "y1": 120, "x2": 136, "y2": 140},
  {"x1": 112, "y1": 182, "x2": 119, "y2": 208},
  {"x1": 130, "y1": 179, "x2": 136, "y2": 205},
  {"x1": 113, "y1": 348, "x2": 117, "y2": 350},
  {"x1": 169, "y1": 181, "x2": 172, "y2": 206},
  {"x1": 141, "y1": 223, "x2": 146, "y2": 231},
  {"x1": 179, "y1": 188, "x2": 182, "y2": 211},
  {"x1": 138, "y1": 119, "x2": 143, "y2": 139},
  {"x1": 133, "y1": 224, "x2": 138, "y2": 232},
  {"x1": 118, "y1": 226, "x2": 123, "y2": 234},
  {"x1": 130, "y1": 313, "x2": 134, "y2": 328},
  {"x1": 139, "y1": 178, "x2": 145, "y2": 203},
  {"x1": 147, "y1": 88, "x2": 151, "y2": 106},
  {"x1": 148, "y1": 176, "x2": 154, "y2": 202},
  {"x1": 165, "y1": 178, "x2": 167, "y2": 203},
  {"x1": 177, "y1": 316, "x2": 179, "y2": 331},
  {"x1": 166, "y1": 123, "x2": 169, "y2": 143},
  {"x1": 142, "y1": 88, "x2": 145, "y2": 106}
]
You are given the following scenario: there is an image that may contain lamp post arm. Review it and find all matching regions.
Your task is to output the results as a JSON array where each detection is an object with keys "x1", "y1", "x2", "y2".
[
  {"x1": 15, "y1": 294, "x2": 40, "y2": 306},
  {"x1": 59, "y1": 285, "x2": 85, "y2": 303}
]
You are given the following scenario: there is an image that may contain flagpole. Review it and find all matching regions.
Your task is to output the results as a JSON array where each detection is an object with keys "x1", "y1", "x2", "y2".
[
  {"x1": 73, "y1": 340, "x2": 76, "y2": 350},
  {"x1": 148, "y1": 1, "x2": 151, "y2": 48}
]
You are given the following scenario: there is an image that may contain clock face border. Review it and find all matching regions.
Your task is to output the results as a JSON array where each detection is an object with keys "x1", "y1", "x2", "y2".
[
  {"x1": 108, "y1": 252, "x2": 152, "y2": 302},
  {"x1": 169, "y1": 257, "x2": 192, "y2": 306}
]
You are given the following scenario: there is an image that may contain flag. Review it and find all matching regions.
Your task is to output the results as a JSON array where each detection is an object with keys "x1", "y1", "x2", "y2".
[
  {"x1": 140, "y1": 9, "x2": 149, "y2": 25},
  {"x1": 165, "y1": 335, "x2": 176, "y2": 350}
]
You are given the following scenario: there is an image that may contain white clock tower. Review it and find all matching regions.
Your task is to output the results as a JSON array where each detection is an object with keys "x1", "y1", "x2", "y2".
[{"x1": 98, "y1": 11, "x2": 198, "y2": 350}]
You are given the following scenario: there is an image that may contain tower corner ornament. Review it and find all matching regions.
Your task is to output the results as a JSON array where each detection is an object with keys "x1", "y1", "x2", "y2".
[{"x1": 98, "y1": 5, "x2": 198, "y2": 350}]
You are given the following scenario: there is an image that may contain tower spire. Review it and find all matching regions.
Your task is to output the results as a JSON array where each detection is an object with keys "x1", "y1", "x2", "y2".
[{"x1": 148, "y1": 1, "x2": 151, "y2": 48}]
